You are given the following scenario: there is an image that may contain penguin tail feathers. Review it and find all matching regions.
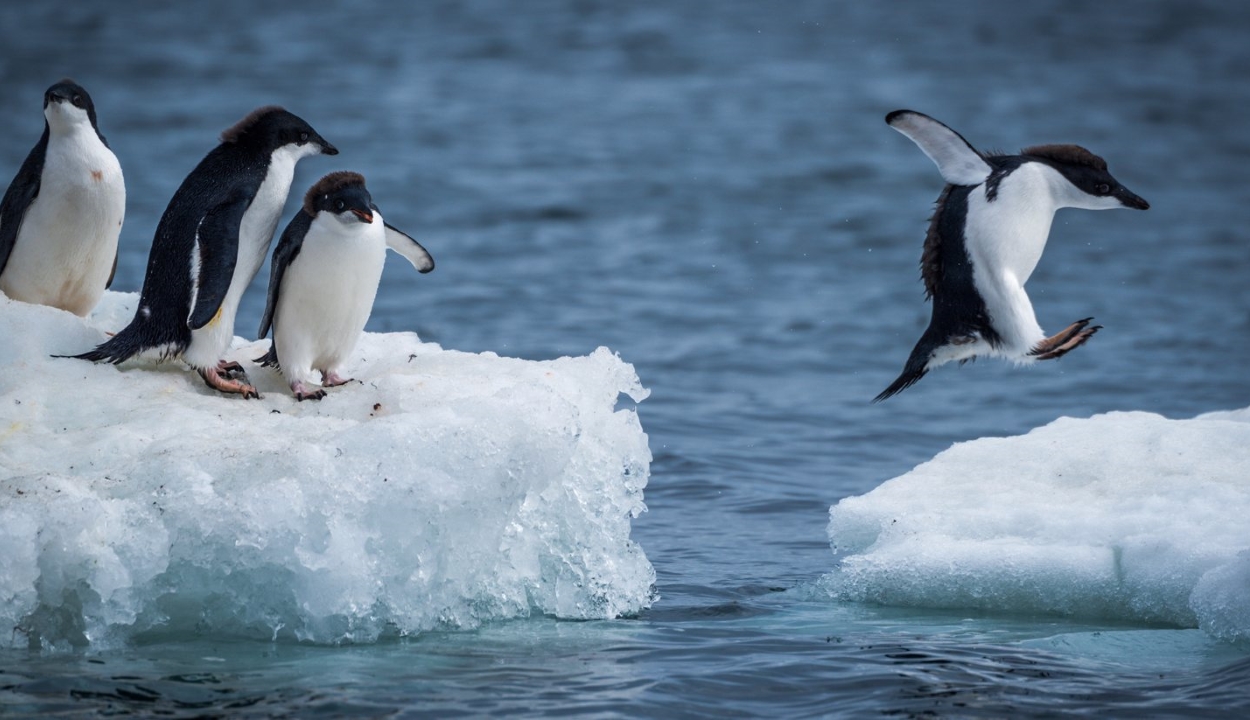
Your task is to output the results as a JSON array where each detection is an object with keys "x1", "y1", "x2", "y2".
[
  {"x1": 62, "y1": 320, "x2": 179, "y2": 365},
  {"x1": 255, "y1": 344, "x2": 280, "y2": 369},
  {"x1": 872, "y1": 333, "x2": 940, "y2": 402},
  {"x1": 873, "y1": 363, "x2": 928, "y2": 402},
  {"x1": 64, "y1": 323, "x2": 149, "y2": 365}
]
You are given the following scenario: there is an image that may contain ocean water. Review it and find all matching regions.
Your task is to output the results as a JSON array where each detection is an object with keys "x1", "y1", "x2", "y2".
[{"x1": 2, "y1": 0, "x2": 1250, "y2": 716}]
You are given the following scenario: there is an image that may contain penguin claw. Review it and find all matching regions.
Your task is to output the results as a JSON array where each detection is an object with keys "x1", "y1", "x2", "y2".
[
  {"x1": 1030, "y1": 318, "x2": 1095, "y2": 358},
  {"x1": 216, "y1": 360, "x2": 252, "y2": 383},
  {"x1": 1031, "y1": 322, "x2": 1102, "y2": 361},
  {"x1": 321, "y1": 371, "x2": 352, "y2": 387},
  {"x1": 199, "y1": 366, "x2": 262, "y2": 399},
  {"x1": 291, "y1": 381, "x2": 326, "y2": 401}
]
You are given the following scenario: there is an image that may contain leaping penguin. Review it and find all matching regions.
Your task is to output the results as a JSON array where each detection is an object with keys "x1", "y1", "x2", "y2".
[
  {"x1": 72, "y1": 106, "x2": 336, "y2": 398},
  {"x1": 0, "y1": 79, "x2": 124, "y2": 316},
  {"x1": 874, "y1": 110, "x2": 1149, "y2": 402},
  {"x1": 256, "y1": 171, "x2": 433, "y2": 400}
]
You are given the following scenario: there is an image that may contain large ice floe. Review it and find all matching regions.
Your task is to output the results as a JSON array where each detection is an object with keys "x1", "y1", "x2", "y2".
[
  {"x1": 823, "y1": 407, "x2": 1250, "y2": 643},
  {"x1": 0, "y1": 292, "x2": 654, "y2": 650}
]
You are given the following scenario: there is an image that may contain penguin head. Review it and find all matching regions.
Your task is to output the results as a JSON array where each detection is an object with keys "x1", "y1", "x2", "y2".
[
  {"x1": 43, "y1": 78, "x2": 98, "y2": 133},
  {"x1": 304, "y1": 171, "x2": 376, "y2": 227},
  {"x1": 221, "y1": 106, "x2": 339, "y2": 158},
  {"x1": 1023, "y1": 144, "x2": 1149, "y2": 212}
]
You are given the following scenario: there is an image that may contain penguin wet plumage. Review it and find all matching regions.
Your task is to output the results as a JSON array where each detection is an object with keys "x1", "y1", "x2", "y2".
[
  {"x1": 72, "y1": 106, "x2": 337, "y2": 398},
  {"x1": 874, "y1": 110, "x2": 1149, "y2": 402},
  {"x1": 256, "y1": 171, "x2": 433, "y2": 401},
  {"x1": 0, "y1": 79, "x2": 124, "y2": 316}
]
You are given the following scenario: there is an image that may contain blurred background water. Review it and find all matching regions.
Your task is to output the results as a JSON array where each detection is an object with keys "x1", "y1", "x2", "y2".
[{"x1": 2, "y1": 0, "x2": 1249, "y2": 716}]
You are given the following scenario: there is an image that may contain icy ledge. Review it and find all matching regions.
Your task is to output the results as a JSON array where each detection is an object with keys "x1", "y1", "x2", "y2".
[
  {"x1": 823, "y1": 407, "x2": 1250, "y2": 643},
  {"x1": 0, "y1": 292, "x2": 654, "y2": 650}
]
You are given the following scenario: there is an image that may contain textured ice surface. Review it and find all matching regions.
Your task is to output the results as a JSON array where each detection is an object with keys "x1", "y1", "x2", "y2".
[
  {"x1": 0, "y1": 292, "x2": 654, "y2": 649},
  {"x1": 824, "y1": 408, "x2": 1250, "y2": 643}
]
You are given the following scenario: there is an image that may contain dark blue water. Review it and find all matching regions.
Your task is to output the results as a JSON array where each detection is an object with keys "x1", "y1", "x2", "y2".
[{"x1": 3, "y1": 0, "x2": 1250, "y2": 716}]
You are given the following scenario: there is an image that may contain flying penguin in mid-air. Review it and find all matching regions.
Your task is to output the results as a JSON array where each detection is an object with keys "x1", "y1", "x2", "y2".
[
  {"x1": 0, "y1": 79, "x2": 124, "y2": 316},
  {"x1": 874, "y1": 110, "x2": 1150, "y2": 402},
  {"x1": 256, "y1": 171, "x2": 434, "y2": 401},
  {"x1": 71, "y1": 106, "x2": 337, "y2": 398}
]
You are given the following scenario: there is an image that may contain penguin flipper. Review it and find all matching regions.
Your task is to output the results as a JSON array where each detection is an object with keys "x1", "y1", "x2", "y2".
[
  {"x1": 384, "y1": 220, "x2": 434, "y2": 274},
  {"x1": 106, "y1": 250, "x2": 118, "y2": 290},
  {"x1": 258, "y1": 213, "x2": 310, "y2": 340},
  {"x1": 886, "y1": 110, "x2": 992, "y2": 186},
  {"x1": 188, "y1": 194, "x2": 249, "y2": 330},
  {"x1": 0, "y1": 135, "x2": 46, "y2": 276}
]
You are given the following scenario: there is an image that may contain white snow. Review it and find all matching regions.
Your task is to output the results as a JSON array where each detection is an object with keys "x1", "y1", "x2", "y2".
[
  {"x1": 823, "y1": 407, "x2": 1250, "y2": 643},
  {"x1": 0, "y1": 291, "x2": 654, "y2": 650}
]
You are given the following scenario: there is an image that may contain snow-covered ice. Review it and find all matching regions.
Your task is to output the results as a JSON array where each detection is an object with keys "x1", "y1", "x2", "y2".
[
  {"x1": 0, "y1": 292, "x2": 654, "y2": 649},
  {"x1": 823, "y1": 407, "x2": 1250, "y2": 642}
]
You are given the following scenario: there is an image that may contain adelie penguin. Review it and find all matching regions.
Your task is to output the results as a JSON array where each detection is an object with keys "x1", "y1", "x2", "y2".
[
  {"x1": 873, "y1": 110, "x2": 1150, "y2": 402},
  {"x1": 256, "y1": 171, "x2": 434, "y2": 401},
  {"x1": 72, "y1": 106, "x2": 336, "y2": 398},
  {"x1": 0, "y1": 79, "x2": 125, "y2": 316}
]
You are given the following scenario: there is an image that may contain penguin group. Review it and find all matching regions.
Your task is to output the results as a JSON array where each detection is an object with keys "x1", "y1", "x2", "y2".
[
  {"x1": 0, "y1": 80, "x2": 1149, "y2": 402},
  {"x1": 1, "y1": 79, "x2": 432, "y2": 401}
]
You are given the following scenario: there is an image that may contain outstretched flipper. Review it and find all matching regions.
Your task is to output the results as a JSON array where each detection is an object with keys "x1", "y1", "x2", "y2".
[
  {"x1": 383, "y1": 219, "x2": 434, "y2": 273},
  {"x1": 886, "y1": 110, "x2": 993, "y2": 186},
  {"x1": 1030, "y1": 318, "x2": 1101, "y2": 360}
]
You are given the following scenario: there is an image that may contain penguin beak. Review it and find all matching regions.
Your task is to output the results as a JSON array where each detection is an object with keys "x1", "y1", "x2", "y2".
[
  {"x1": 1115, "y1": 186, "x2": 1149, "y2": 210},
  {"x1": 351, "y1": 208, "x2": 374, "y2": 224},
  {"x1": 321, "y1": 140, "x2": 339, "y2": 156}
]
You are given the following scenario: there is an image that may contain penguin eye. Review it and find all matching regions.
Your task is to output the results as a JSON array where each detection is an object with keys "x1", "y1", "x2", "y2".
[
  {"x1": 335, "y1": 199, "x2": 346, "y2": 211},
  {"x1": 299, "y1": 131, "x2": 310, "y2": 143},
  {"x1": 72, "y1": 94, "x2": 83, "y2": 107},
  {"x1": 1096, "y1": 183, "x2": 1111, "y2": 194}
]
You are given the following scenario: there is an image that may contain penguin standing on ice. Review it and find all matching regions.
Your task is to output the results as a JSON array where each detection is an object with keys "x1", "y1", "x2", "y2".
[
  {"x1": 72, "y1": 106, "x2": 336, "y2": 398},
  {"x1": 0, "y1": 79, "x2": 124, "y2": 316},
  {"x1": 874, "y1": 110, "x2": 1149, "y2": 402},
  {"x1": 256, "y1": 171, "x2": 433, "y2": 400}
]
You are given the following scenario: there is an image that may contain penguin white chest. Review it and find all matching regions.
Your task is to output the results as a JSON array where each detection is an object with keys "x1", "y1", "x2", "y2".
[
  {"x1": 964, "y1": 163, "x2": 1058, "y2": 287},
  {"x1": 274, "y1": 216, "x2": 387, "y2": 382},
  {"x1": 0, "y1": 127, "x2": 124, "y2": 315},
  {"x1": 233, "y1": 147, "x2": 303, "y2": 304}
]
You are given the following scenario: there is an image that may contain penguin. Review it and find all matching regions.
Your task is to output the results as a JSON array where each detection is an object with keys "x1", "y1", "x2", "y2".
[
  {"x1": 255, "y1": 171, "x2": 434, "y2": 400},
  {"x1": 0, "y1": 79, "x2": 124, "y2": 316},
  {"x1": 72, "y1": 106, "x2": 337, "y2": 398},
  {"x1": 874, "y1": 110, "x2": 1149, "y2": 402}
]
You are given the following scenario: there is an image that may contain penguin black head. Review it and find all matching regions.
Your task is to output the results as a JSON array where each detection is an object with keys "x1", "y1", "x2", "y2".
[
  {"x1": 304, "y1": 171, "x2": 375, "y2": 225},
  {"x1": 1022, "y1": 144, "x2": 1149, "y2": 211},
  {"x1": 43, "y1": 78, "x2": 102, "y2": 136},
  {"x1": 221, "y1": 106, "x2": 339, "y2": 156}
]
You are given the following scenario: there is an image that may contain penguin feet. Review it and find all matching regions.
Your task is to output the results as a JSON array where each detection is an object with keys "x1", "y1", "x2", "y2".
[
  {"x1": 200, "y1": 365, "x2": 261, "y2": 399},
  {"x1": 1030, "y1": 317, "x2": 1102, "y2": 361},
  {"x1": 321, "y1": 370, "x2": 353, "y2": 387},
  {"x1": 291, "y1": 381, "x2": 326, "y2": 402},
  {"x1": 216, "y1": 360, "x2": 251, "y2": 382}
]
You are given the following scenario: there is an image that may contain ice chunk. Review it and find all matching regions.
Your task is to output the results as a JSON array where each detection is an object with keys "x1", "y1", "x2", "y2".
[
  {"x1": 0, "y1": 292, "x2": 654, "y2": 649},
  {"x1": 823, "y1": 409, "x2": 1250, "y2": 641}
]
